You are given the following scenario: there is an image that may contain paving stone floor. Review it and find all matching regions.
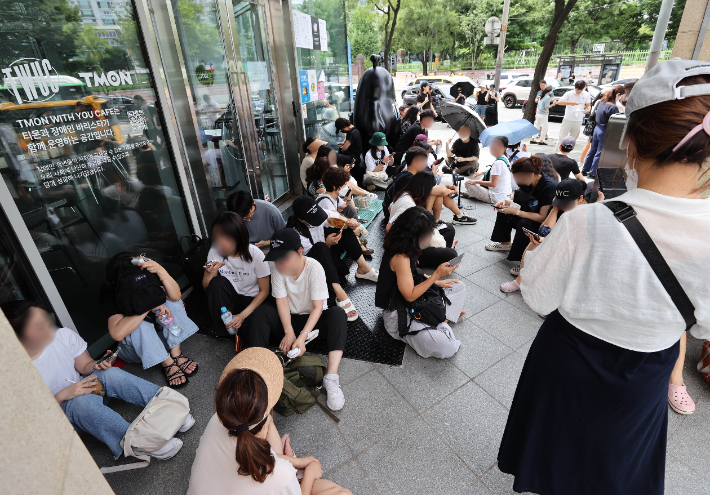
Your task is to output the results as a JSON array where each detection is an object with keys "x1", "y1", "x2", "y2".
[{"x1": 85, "y1": 192, "x2": 710, "y2": 494}]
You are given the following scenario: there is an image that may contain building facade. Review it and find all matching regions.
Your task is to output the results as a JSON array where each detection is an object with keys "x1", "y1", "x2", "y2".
[{"x1": 0, "y1": 0, "x2": 351, "y2": 354}]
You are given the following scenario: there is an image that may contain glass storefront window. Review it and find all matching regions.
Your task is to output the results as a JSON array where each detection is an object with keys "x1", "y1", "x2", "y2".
[
  {"x1": 0, "y1": 0, "x2": 192, "y2": 348},
  {"x1": 291, "y1": 0, "x2": 352, "y2": 148}
]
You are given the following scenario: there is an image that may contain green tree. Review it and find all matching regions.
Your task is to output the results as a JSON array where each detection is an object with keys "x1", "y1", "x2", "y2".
[
  {"x1": 0, "y1": 0, "x2": 82, "y2": 67},
  {"x1": 396, "y1": 0, "x2": 457, "y2": 74},
  {"x1": 347, "y1": 5, "x2": 381, "y2": 57},
  {"x1": 461, "y1": 0, "x2": 499, "y2": 70},
  {"x1": 75, "y1": 25, "x2": 110, "y2": 71},
  {"x1": 370, "y1": 0, "x2": 403, "y2": 71}
]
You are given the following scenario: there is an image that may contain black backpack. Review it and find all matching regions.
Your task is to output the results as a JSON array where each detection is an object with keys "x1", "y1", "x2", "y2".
[{"x1": 115, "y1": 264, "x2": 166, "y2": 316}]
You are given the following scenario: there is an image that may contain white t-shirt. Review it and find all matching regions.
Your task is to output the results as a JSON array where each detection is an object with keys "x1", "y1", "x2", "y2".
[
  {"x1": 316, "y1": 194, "x2": 343, "y2": 213},
  {"x1": 521, "y1": 188, "x2": 710, "y2": 352},
  {"x1": 207, "y1": 244, "x2": 270, "y2": 297},
  {"x1": 388, "y1": 193, "x2": 417, "y2": 225},
  {"x1": 559, "y1": 90, "x2": 592, "y2": 121},
  {"x1": 339, "y1": 177, "x2": 358, "y2": 198},
  {"x1": 488, "y1": 158, "x2": 513, "y2": 203},
  {"x1": 271, "y1": 256, "x2": 329, "y2": 314},
  {"x1": 308, "y1": 210, "x2": 340, "y2": 245},
  {"x1": 32, "y1": 327, "x2": 86, "y2": 397},
  {"x1": 365, "y1": 148, "x2": 390, "y2": 172},
  {"x1": 187, "y1": 414, "x2": 301, "y2": 495}
]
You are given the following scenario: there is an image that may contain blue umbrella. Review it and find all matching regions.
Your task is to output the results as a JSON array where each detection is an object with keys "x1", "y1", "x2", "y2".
[{"x1": 478, "y1": 119, "x2": 539, "y2": 147}]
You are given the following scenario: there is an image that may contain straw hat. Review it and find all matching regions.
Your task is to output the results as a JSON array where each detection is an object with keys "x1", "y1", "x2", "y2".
[{"x1": 219, "y1": 347, "x2": 284, "y2": 414}]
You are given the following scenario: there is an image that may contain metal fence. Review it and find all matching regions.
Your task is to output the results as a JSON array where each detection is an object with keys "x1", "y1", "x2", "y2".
[{"x1": 393, "y1": 48, "x2": 673, "y2": 72}]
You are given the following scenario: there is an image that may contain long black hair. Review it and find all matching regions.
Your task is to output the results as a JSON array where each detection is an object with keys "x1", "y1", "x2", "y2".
[
  {"x1": 402, "y1": 106, "x2": 420, "y2": 124},
  {"x1": 305, "y1": 156, "x2": 330, "y2": 185},
  {"x1": 394, "y1": 170, "x2": 435, "y2": 206},
  {"x1": 99, "y1": 252, "x2": 141, "y2": 304},
  {"x1": 212, "y1": 211, "x2": 253, "y2": 262},
  {"x1": 384, "y1": 207, "x2": 436, "y2": 259},
  {"x1": 286, "y1": 215, "x2": 312, "y2": 244}
]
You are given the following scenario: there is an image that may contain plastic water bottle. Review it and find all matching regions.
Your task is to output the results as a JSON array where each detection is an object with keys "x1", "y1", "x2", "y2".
[
  {"x1": 155, "y1": 310, "x2": 182, "y2": 337},
  {"x1": 220, "y1": 307, "x2": 235, "y2": 335}
]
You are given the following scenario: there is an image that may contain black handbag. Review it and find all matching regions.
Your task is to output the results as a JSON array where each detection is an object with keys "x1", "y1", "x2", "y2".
[
  {"x1": 583, "y1": 102, "x2": 598, "y2": 137},
  {"x1": 394, "y1": 267, "x2": 451, "y2": 337},
  {"x1": 178, "y1": 235, "x2": 212, "y2": 291}
]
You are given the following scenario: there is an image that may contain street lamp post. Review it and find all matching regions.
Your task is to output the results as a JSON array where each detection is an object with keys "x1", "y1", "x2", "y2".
[{"x1": 493, "y1": 0, "x2": 510, "y2": 90}]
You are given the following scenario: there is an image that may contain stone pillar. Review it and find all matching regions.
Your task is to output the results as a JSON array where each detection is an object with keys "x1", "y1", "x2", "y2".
[
  {"x1": 673, "y1": 0, "x2": 710, "y2": 60},
  {"x1": 0, "y1": 310, "x2": 114, "y2": 494}
]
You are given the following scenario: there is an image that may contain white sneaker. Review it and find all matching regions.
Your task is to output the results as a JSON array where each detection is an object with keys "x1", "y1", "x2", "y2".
[
  {"x1": 134, "y1": 437, "x2": 183, "y2": 460},
  {"x1": 485, "y1": 242, "x2": 512, "y2": 252},
  {"x1": 178, "y1": 413, "x2": 195, "y2": 433},
  {"x1": 322, "y1": 374, "x2": 345, "y2": 411}
]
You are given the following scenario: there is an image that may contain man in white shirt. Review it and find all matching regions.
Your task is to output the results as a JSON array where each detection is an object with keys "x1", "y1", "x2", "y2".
[
  {"x1": 554, "y1": 80, "x2": 591, "y2": 146},
  {"x1": 261, "y1": 228, "x2": 348, "y2": 410},
  {"x1": 197, "y1": 94, "x2": 222, "y2": 126}
]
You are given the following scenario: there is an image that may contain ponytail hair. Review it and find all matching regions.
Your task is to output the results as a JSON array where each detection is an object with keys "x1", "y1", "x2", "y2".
[
  {"x1": 511, "y1": 156, "x2": 543, "y2": 175},
  {"x1": 215, "y1": 369, "x2": 274, "y2": 483}
]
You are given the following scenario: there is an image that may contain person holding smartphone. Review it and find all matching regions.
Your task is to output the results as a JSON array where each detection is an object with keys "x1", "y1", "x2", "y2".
[
  {"x1": 4, "y1": 300, "x2": 194, "y2": 460},
  {"x1": 376, "y1": 207, "x2": 466, "y2": 358},
  {"x1": 464, "y1": 136, "x2": 513, "y2": 204}
]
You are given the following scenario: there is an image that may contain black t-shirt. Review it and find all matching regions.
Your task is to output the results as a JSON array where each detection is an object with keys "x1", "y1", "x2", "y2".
[
  {"x1": 393, "y1": 171, "x2": 414, "y2": 196},
  {"x1": 476, "y1": 91, "x2": 487, "y2": 105},
  {"x1": 519, "y1": 171, "x2": 557, "y2": 213},
  {"x1": 547, "y1": 153, "x2": 580, "y2": 180},
  {"x1": 394, "y1": 124, "x2": 425, "y2": 155},
  {"x1": 417, "y1": 92, "x2": 432, "y2": 110},
  {"x1": 451, "y1": 138, "x2": 480, "y2": 159},
  {"x1": 343, "y1": 128, "x2": 363, "y2": 159},
  {"x1": 455, "y1": 94, "x2": 466, "y2": 105},
  {"x1": 375, "y1": 253, "x2": 418, "y2": 310}
]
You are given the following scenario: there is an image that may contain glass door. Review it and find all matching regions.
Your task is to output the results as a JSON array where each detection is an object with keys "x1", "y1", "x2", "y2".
[{"x1": 232, "y1": 0, "x2": 289, "y2": 202}]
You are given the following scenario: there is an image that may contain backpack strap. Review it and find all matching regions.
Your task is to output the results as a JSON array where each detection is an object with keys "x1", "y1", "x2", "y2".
[{"x1": 604, "y1": 201, "x2": 696, "y2": 331}]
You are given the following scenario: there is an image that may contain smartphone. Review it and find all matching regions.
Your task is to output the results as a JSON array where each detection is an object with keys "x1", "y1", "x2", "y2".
[
  {"x1": 343, "y1": 188, "x2": 351, "y2": 197},
  {"x1": 521, "y1": 227, "x2": 540, "y2": 241},
  {"x1": 492, "y1": 205, "x2": 504, "y2": 210},
  {"x1": 90, "y1": 347, "x2": 121, "y2": 371},
  {"x1": 447, "y1": 253, "x2": 465, "y2": 267},
  {"x1": 433, "y1": 157, "x2": 445, "y2": 166},
  {"x1": 203, "y1": 260, "x2": 220, "y2": 269}
]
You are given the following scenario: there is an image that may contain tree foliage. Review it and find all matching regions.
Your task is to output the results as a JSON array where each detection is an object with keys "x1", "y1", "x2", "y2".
[{"x1": 347, "y1": 4, "x2": 381, "y2": 58}]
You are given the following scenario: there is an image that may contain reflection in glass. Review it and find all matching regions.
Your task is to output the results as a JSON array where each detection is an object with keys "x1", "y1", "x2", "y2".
[
  {"x1": 172, "y1": 0, "x2": 251, "y2": 212},
  {"x1": 233, "y1": 1, "x2": 289, "y2": 202},
  {"x1": 0, "y1": 0, "x2": 191, "y2": 348},
  {"x1": 292, "y1": 0, "x2": 352, "y2": 147}
]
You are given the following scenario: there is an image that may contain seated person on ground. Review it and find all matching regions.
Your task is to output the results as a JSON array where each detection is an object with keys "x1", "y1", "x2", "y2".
[
  {"x1": 386, "y1": 146, "x2": 476, "y2": 225},
  {"x1": 263, "y1": 228, "x2": 348, "y2": 411},
  {"x1": 394, "y1": 110, "x2": 440, "y2": 163},
  {"x1": 331, "y1": 151, "x2": 369, "y2": 199},
  {"x1": 305, "y1": 157, "x2": 330, "y2": 198},
  {"x1": 446, "y1": 124, "x2": 480, "y2": 176},
  {"x1": 300, "y1": 137, "x2": 327, "y2": 190},
  {"x1": 547, "y1": 136, "x2": 584, "y2": 181},
  {"x1": 408, "y1": 137, "x2": 444, "y2": 184},
  {"x1": 465, "y1": 136, "x2": 513, "y2": 204},
  {"x1": 501, "y1": 178, "x2": 593, "y2": 293},
  {"x1": 102, "y1": 253, "x2": 199, "y2": 388},
  {"x1": 287, "y1": 195, "x2": 378, "y2": 283},
  {"x1": 188, "y1": 347, "x2": 352, "y2": 495},
  {"x1": 375, "y1": 207, "x2": 467, "y2": 359},
  {"x1": 363, "y1": 132, "x2": 395, "y2": 190},
  {"x1": 203, "y1": 211, "x2": 280, "y2": 343},
  {"x1": 228, "y1": 191, "x2": 286, "y2": 248},
  {"x1": 485, "y1": 156, "x2": 558, "y2": 276},
  {"x1": 388, "y1": 172, "x2": 459, "y2": 268},
  {"x1": 5, "y1": 300, "x2": 194, "y2": 461},
  {"x1": 506, "y1": 141, "x2": 529, "y2": 164},
  {"x1": 316, "y1": 167, "x2": 360, "y2": 221}
]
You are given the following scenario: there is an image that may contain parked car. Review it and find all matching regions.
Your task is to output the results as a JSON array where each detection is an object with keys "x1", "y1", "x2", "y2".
[
  {"x1": 482, "y1": 73, "x2": 528, "y2": 91},
  {"x1": 599, "y1": 77, "x2": 638, "y2": 90},
  {"x1": 501, "y1": 77, "x2": 562, "y2": 108},
  {"x1": 104, "y1": 95, "x2": 134, "y2": 115},
  {"x1": 521, "y1": 85, "x2": 601, "y2": 121},
  {"x1": 401, "y1": 75, "x2": 477, "y2": 99}
]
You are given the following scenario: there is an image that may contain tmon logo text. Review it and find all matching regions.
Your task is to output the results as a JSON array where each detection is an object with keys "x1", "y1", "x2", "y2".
[{"x1": 1, "y1": 58, "x2": 60, "y2": 105}]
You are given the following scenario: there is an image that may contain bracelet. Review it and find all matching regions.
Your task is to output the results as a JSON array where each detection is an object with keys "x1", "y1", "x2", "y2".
[{"x1": 299, "y1": 329, "x2": 310, "y2": 335}]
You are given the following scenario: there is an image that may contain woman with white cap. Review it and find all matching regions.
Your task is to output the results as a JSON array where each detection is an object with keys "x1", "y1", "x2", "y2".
[
  {"x1": 497, "y1": 58, "x2": 710, "y2": 494},
  {"x1": 188, "y1": 347, "x2": 351, "y2": 495}
]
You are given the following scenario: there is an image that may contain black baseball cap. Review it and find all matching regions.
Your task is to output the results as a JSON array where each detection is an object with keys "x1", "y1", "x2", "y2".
[
  {"x1": 264, "y1": 228, "x2": 303, "y2": 261},
  {"x1": 552, "y1": 178, "x2": 586, "y2": 206},
  {"x1": 292, "y1": 195, "x2": 327, "y2": 227}
]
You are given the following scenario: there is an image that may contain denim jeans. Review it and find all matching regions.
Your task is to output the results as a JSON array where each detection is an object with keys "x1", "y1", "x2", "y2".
[
  {"x1": 61, "y1": 367, "x2": 160, "y2": 458},
  {"x1": 475, "y1": 104, "x2": 487, "y2": 117},
  {"x1": 118, "y1": 299, "x2": 199, "y2": 369},
  {"x1": 582, "y1": 124, "x2": 607, "y2": 177}
]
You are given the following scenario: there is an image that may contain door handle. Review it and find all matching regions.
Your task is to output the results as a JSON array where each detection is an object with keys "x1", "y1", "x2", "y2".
[{"x1": 292, "y1": 101, "x2": 299, "y2": 118}]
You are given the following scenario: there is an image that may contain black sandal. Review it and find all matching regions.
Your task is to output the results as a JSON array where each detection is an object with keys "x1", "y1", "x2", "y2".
[
  {"x1": 174, "y1": 353, "x2": 198, "y2": 376},
  {"x1": 162, "y1": 359, "x2": 188, "y2": 388}
]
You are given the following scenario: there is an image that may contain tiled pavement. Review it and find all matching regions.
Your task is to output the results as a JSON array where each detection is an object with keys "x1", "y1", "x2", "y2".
[{"x1": 86, "y1": 189, "x2": 710, "y2": 494}]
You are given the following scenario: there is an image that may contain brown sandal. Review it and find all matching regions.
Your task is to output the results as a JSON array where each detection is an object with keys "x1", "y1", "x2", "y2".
[
  {"x1": 162, "y1": 359, "x2": 188, "y2": 388},
  {"x1": 174, "y1": 353, "x2": 198, "y2": 376}
]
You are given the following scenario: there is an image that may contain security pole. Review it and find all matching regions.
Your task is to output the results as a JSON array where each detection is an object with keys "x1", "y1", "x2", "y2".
[
  {"x1": 645, "y1": 0, "x2": 675, "y2": 72},
  {"x1": 493, "y1": 0, "x2": 510, "y2": 91}
]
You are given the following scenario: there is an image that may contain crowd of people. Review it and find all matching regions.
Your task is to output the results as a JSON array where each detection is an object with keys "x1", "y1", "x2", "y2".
[{"x1": 11, "y1": 59, "x2": 710, "y2": 495}]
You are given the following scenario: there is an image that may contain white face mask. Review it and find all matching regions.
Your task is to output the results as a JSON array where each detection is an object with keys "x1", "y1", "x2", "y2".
[
  {"x1": 624, "y1": 159, "x2": 638, "y2": 190},
  {"x1": 459, "y1": 133, "x2": 471, "y2": 141}
]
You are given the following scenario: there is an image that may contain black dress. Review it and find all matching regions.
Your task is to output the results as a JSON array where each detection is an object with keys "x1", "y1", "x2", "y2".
[
  {"x1": 485, "y1": 92, "x2": 499, "y2": 126},
  {"x1": 498, "y1": 310, "x2": 678, "y2": 495}
]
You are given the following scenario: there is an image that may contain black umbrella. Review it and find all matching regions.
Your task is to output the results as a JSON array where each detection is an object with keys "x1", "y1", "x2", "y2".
[
  {"x1": 438, "y1": 101, "x2": 486, "y2": 138},
  {"x1": 450, "y1": 81, "x2": 475, "y2": 98}
]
